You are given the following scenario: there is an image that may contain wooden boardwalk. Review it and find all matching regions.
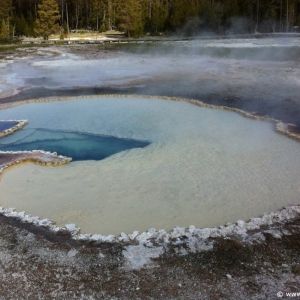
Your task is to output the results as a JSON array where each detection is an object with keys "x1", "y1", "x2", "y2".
[
  {"x1": 21, "y1": 37, "x2": 194, "y2": 45},
  {"x1": 21, "y1": 33, "x2": 300, "y2": 45}
]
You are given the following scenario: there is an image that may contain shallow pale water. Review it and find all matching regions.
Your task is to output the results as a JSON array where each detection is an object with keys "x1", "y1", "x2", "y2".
[{"x1": 0, "y1": 97, "x2": 300, "y2": 235}]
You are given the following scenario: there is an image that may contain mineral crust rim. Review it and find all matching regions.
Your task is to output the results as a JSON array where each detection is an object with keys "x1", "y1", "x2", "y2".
[{"x1": 0, "y1": 94, "x2": 299, "y2": 247}]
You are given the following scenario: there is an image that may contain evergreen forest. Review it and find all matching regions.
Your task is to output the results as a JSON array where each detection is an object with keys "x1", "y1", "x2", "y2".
[{"x1": 0, "y1": 0, "x2": 300, "y2": 40}]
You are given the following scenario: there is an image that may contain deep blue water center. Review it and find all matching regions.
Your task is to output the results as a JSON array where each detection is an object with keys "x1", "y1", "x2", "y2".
[
  {"x1": 0, "y1": 122, "x2": 18, "y2": 131},
  {"x1": 0, "y1": 128, "x2": 150, "y2": 161}
]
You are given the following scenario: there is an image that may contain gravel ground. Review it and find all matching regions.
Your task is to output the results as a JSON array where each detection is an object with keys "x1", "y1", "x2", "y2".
[{"x1": 0, "y1": 214, "x2": 300, "y2": 299}]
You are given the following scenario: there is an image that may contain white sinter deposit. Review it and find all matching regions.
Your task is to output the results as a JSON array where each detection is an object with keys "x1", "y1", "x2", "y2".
[{"x1": 0, "y1": 96, "x2": 299, "y2": 235}]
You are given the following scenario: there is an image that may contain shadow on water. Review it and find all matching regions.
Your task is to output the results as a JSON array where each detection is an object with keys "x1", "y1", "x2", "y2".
[{"x1": 0, "y1": 128, "x2": 150, "y2": 161}]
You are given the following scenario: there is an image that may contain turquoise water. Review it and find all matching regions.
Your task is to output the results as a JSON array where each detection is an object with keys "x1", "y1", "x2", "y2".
[
  {"x1": 0, "y1": 122, "x2": 18, "y2": 131},
  {"x1": 0, "y1": 128, "x2": 150, "y2": 161}
]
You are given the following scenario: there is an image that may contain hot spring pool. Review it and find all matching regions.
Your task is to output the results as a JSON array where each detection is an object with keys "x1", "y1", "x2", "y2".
[{"x1": 0, "y1": 96, "x2": 300, "y2": 235}]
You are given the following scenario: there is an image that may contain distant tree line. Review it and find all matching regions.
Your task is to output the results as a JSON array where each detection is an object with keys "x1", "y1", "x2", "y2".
[{"x1": 1, "y1": 0, "x2": 300, "y2": 40}]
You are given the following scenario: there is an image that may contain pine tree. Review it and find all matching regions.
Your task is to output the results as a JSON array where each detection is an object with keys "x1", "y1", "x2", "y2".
[
  {"x1": 0, "y1": 20, "x2": 9, "y2": 39},
  {"x1": 4, "y1": 0, "x2": 300, "y2": 36},
  {"x1": 151, "y1": 0, "x2": 168, "y2": 34},
  {"x1": 90, "y1": 0, "x2": 107, "y2": 31},
  {"x1": 0, "y1": 0, "x2": 12, "y2": 23},
  {"x1": 16, "y1": 15, "x2": 29, "y2": 36},
  {"x1": 116, "y1": 0, "x2": 143, "y2": 37},
  {"x1": 27, "y1": 11, "x2": 37, "y2": 37},
  {"x1": 169, "y1": 0, "x2": 200, "y2": 31},
  {"x1": 35, "y1": 0, "x2": 60, "y2": 40},
  {"x1": 0, "y1": 0, "x2": 12, "y2": 40},
  {"x1": 169, "y1": 0, "x2": 186, "y2": 28}
]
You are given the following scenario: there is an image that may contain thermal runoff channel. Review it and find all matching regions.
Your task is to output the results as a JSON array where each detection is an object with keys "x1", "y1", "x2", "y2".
[{"x1": 0, "y1": 96, "x2": 300, "y2": 235}]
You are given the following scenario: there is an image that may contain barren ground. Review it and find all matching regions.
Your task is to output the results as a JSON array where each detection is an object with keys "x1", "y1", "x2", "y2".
[{"x1": 0, "y1": 214, "x2": 300, "y2": 299}]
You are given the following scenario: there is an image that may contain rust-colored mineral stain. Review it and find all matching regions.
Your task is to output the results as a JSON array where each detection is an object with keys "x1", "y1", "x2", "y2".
[{"x1": 0, "y1": 152, "x2": 72, "y2": 176}]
